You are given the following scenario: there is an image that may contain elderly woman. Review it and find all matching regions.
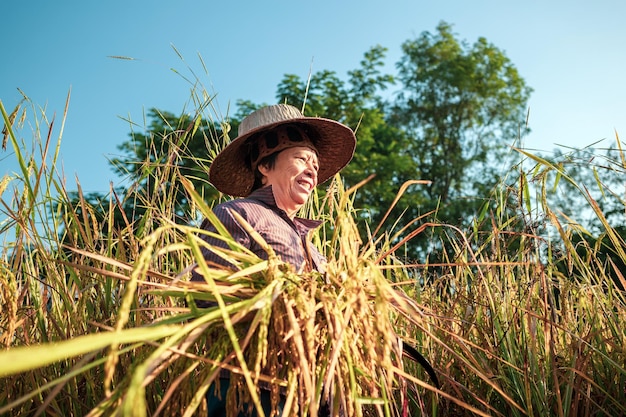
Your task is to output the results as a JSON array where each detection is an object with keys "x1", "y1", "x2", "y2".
[{"x1": 191, "y1": 103, "x2": 356, "y2": 416}]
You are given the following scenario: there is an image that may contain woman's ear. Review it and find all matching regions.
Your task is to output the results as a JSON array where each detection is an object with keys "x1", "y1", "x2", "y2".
[{"x1": 257, "y1": 163, "x2": 270, "y2": 176}]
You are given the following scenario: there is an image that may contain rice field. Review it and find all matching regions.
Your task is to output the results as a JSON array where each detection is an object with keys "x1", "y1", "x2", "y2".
[{"x1": 1, "y1": 96, "x2": 625, "y2": 416}]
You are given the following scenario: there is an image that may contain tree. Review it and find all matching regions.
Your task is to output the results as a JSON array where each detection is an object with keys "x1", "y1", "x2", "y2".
[
  {"x1": 273, "y1": 23, "x2": 533, "y2": 260},
  {"x1": 273, "y1": 46, "x2": 419, "y2": 232},
  {"x1": 107, "y1": 109, "x2": 232, "y2": 226},
  {"x1": 100, "y1": 25, "x2": 533, "y2": 260},
  {"x1": 391, "y1": 21, "x2": 532, "y2": 225},
  {"x1": 531, "y1": 143, "x2": 626, "y2": 292}
]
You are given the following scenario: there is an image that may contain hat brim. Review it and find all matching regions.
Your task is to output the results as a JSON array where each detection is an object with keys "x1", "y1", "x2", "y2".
[{"x1": 209, "y1": 116, "x2": 356, "y2": 197}]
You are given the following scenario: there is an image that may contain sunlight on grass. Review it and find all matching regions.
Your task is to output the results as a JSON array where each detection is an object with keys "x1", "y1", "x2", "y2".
[{"x1": 1, "y1": 90, "x2": 625, "y2": 416}]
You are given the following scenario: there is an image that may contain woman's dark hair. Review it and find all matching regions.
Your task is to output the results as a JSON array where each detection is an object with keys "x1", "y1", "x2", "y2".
[{"x1": 252, "y1": 152, "x2": 278, "y2": 191}]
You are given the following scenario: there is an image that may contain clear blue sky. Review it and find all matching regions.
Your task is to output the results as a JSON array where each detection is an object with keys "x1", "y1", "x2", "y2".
[{"x1": 2, "y1": 0, "x2": 625, "y2": 194}]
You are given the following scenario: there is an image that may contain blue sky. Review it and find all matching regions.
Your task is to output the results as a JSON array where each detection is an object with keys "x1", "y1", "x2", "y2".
[{"x1": 2, "y1": 0, "x2": 625, "y2": 194}]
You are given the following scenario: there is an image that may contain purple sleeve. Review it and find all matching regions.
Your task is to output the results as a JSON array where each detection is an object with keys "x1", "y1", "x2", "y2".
[{"x1": 190, "y1": 204, "x2": 251, "y2": 282}]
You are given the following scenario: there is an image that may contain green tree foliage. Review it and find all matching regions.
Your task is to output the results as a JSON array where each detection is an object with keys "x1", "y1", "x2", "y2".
[
  {"x1": 100, "y1": 22, "x2": 533, "y2": 260},
  {"x1": 75, "y1": 109, "x2": 229, "y2": 231},
  {"x1": 113, "y1": 109, "x2": 224, "y2": 218},
  {"x1": 540, "y1": 145, "x2": 625, "y2": 230},
  {"x1": 530, "y1": 144, "x2": 626, "y2": 291},
  {"x1": 391, "y1": 21, "x2": 532, "y2": 219},
  {"x1": 274, "y1": 23, "x2": 532, "y2": 260},
  {"x1": 273, "y1": 46, "x2": 417, "y2": 228}
]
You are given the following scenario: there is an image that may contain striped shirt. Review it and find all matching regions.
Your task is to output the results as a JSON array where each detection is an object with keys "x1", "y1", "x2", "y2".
[{"x1": 191, "y1": 185, "x2": 326, "y2": 281}]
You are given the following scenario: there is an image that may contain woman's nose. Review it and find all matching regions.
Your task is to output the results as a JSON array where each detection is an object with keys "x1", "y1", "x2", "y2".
[{"x1": 305, "y1": 162, "x2": 318, "y2": 181}]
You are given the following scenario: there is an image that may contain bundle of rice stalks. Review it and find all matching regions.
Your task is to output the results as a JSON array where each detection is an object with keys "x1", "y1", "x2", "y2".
[
  {"x1": 1, "y1": 96, "x2": 440, "y2": 416},
  {"x1": 165, "y1": 176, "x2": 441, "y2": 417},
  {"x1": 16, "y1": 94, "x2": 614, "y2": 416}
]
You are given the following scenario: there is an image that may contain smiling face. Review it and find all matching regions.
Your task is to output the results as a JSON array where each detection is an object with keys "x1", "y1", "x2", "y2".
[{"x1": 258, "y1": 146, "x2": 319, "y2": 218}]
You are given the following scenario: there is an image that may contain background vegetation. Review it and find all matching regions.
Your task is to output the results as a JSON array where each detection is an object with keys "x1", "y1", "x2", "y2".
[{"x1": 1, "y1": 22, "x2": 625, "y2": 416}]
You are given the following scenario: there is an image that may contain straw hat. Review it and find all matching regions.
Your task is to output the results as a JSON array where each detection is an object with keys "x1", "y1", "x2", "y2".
[{"x1": 209, "y1": 104, "x2": 356, "y2": 197}]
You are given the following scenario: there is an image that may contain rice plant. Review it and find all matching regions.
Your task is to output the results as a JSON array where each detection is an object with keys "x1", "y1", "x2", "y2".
[{"x1": 1, "y1": 93, "x2": 625, "y2": 417}]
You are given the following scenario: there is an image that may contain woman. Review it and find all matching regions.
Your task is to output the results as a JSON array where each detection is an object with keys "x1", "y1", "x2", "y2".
[{"x1": 191, "y1": 104, "x2": 356, "y2": 416}]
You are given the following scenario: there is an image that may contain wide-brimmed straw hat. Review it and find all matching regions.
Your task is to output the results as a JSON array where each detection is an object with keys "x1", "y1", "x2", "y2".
[{"x1": 209, "y1": 104, "x2": 356, "y2": 197}]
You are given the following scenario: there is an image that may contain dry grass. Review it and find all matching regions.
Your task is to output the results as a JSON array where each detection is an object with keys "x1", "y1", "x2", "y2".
[{"x1": 1, "y1": 95, "x2": 625, "y2": 417}]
